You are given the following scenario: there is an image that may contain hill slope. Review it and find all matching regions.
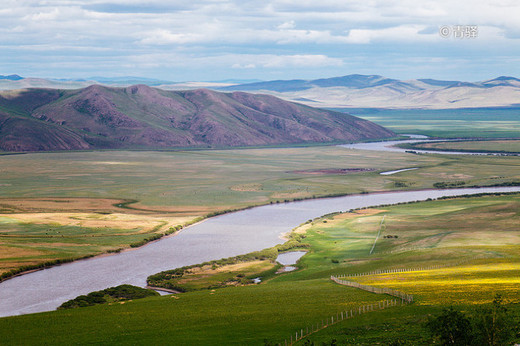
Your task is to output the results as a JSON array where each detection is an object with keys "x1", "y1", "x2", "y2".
[{"x1": 0, "y1": 85, "x2": 394, "y2": 151}]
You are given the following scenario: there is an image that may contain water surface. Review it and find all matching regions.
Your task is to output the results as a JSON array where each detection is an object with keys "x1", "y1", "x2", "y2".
[
  {"x1": 2, "y1": 186, "x2": 519, "y2": 317},
  {"x1": 276, "y1": 251, "x2": 307, "y2": 265}
]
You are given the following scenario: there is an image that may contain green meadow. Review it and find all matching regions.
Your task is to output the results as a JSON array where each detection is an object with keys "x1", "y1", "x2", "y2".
[
  {"x1": 407, "y1": 139, "x2": 520, "y2": 154},
  {"x1": 1, "y1": 193, "x2": 519, "y2": 345},
  {"x1": 342, "y1": 107, "x2": 520, "y2": 138},
  {"x1": 1, "y1": 146, "x2": 519, "y2": 277},
  {"x1": 1, "y1": 146, "x2": 519, "y2": 209}
]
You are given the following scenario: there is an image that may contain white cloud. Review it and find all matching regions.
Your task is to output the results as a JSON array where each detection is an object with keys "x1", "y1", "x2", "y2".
[
  {"x1": 277, "y1": 20, "x2": 295, "y2": 30},
  {"x1": 139, "y1": 30, "x2": 206, "y2": 45},
  {"x1": 346, "y1": 25, "x2": 431, "y2": 44},
  {"x1": 1, "y1": 0, "x2": 519, "y2": 80},
  {"x1": 232, "y1": 63, "x2": 256, "y2": 69},
  {"x1": 260, "y1": 54, "x2": 343, "y2": 68},
  {"x1": 126, "y1": 52, "x2": 343, "y2": 69}
]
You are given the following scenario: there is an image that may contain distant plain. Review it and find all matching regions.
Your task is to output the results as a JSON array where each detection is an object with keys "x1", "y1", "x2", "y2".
[{"x1": 342, "y1": 107, "x2": 520, "y2": 138}]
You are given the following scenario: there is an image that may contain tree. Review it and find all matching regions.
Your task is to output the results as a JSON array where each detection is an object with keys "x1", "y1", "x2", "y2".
[
  {"x1": 426, "y1": 307, "x2": 473, "y2": 345},
  {"x1": 472, "y1": 294, "x2": 515, "y2": 346}
]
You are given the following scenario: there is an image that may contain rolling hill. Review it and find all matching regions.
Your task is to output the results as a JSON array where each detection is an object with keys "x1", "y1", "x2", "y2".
[
  {"x1": 3, "y1": 74, "x2": 520, "y2": 109},
  {"x1": 220, "y1": 75, "x2": 520, "y2": 109},
  {"x1": 0, "y1": 85, "x2": 394, "y2": 151}
]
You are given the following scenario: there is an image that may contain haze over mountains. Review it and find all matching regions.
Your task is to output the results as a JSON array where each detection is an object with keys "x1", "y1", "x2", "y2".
[
  {"x1": 220, "y1": 74, "x2": 520, "y2": 109},
  {"x1": 2, "y1": 74, "x2": 519, "y2": 109},
  {"x1": 0, "y1": 84, "x2": 394, "y2": 152}
]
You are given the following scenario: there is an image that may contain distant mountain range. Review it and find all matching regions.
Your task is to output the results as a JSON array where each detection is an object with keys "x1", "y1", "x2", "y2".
[
  {"x1": 220, "y1": 74, "x2": 520, "y2": 92},
  {"x1": 2, "y1": 74, "x2": 519, "y2": 109},
  {"x1": 0, "y1": 75, "x2": 24, "y2": 81},
  {"x1": 219, "y1": 74, "x2": 520, "y2": 109},
  {"x1": 0, "y1": 75, "x2": 258, "y2": 91},
  {"x1": 0, "y1": 85, "x2": 394, "y2": 152}
]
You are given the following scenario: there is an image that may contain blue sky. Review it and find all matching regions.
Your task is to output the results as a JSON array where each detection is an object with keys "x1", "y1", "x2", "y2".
[{"x1": 1, "y1": 0, "x2": 519, "y2": 82}]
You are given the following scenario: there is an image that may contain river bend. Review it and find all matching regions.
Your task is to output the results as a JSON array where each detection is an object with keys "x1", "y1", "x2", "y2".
[{"x1": 1, "y1": 186, "x2": 519, "y2": 317}]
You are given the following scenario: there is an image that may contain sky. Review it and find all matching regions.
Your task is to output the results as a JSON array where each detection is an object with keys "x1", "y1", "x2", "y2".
[{"x1": 1, "y1": 0, "x2": 520, "y2": 82}]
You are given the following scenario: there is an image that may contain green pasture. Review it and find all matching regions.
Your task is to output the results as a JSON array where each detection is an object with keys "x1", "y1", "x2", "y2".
[
  {"x1": 0, "y1": 146, "x2": 519, "y2": 210},
  {"x1": 341, "y1": 107, "x2": 520, "y2": 138},
  {"x1": 408, "y1": 139, "x2": 520, "y2": 153},
  {"x1": 1, "y1": 194, "x2": 519, "y2": 345},
  {"x1": 0, "y1": 216, "x2": 167, "y2": 275},
  {"x1": 1, "y1": 146, "x2": 518, "y2": 276}
]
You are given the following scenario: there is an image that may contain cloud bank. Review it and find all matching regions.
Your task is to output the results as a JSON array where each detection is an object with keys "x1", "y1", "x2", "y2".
[{"x1": 0, "y1": 0, "x2": 519, "y2": 80}]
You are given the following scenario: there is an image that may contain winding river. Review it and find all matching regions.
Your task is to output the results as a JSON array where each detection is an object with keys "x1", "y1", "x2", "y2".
[
  {"x1": 1, "y1": 138, "x2": 519, "y2": 317},
  {"x1": 339, "y1": 137, "x2": 506, "y2": 155},
  {"x1": 2, "y1": 187, "x2": 520, "y2": 317}
]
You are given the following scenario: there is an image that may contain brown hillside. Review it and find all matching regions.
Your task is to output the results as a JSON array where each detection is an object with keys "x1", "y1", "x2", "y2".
[{"x1": 0, "y1": 85, "x2": 394, "y2": 151}]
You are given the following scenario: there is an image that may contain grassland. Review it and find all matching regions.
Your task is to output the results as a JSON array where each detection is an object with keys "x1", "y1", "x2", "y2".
[
  {"x1": 407, "y1": 139, "x2": 520, "y2": 154},
  {"x1": 1, "y1": 146, "x2": 519, "y2": 277},
  {"x1": 148, "y1": 260, "x2": 278, "y2": 292},
  {"x1": 343, "y1": 107, "x2": 520, "y2": 138},
  {"x1": 0, "y1": 212, "x2": 194, "y2": 276},
  {"x1": 1, "y1": 193, "x2": 519, "y2": 345},
  {"x1": 1, "y1": 147, "x2": 519, "y2": 209}
]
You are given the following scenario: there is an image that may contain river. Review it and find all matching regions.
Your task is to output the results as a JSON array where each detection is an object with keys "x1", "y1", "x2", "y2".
[
  {"x1": 339, "y1": 137, "x2": 502, "y2": 155},
  {"x1": 1, "y1": 186, "x2": 519, "y2": 317}
]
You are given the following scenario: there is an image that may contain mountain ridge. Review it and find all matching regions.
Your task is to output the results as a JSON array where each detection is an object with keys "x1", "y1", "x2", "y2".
[
  {"x1": 3, "y1": 74, "x2": 519, "y2": 109},
  {"x1": 0, "y1": 85, "x2": 394, "y2": 152},
  {"x1": 218, "y1": 74, "x2": 520, "y2": 109}
]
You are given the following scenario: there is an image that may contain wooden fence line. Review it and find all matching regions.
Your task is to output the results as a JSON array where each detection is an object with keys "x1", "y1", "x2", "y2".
[
  {"x1": 282, "y1": 298, "x2": 401, "y2": 346},
  {"x1": 280, "y1": 255, "x2": 482, "y2": 344},
  {"x1": 331, "y1": 275, "x2": 414, "y2": 303},
  {"x1": 333, "y1": 256, "x2": 478, "y2": 279}
]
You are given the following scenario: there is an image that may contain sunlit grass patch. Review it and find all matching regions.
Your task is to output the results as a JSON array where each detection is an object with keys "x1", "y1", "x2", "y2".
[
  {"x1": 0, "y1": 213, "x2": 199, "y2": 276},
  {"x1": 353, "y1": 261, "x2": 520, "y2": 305},
  {"x1": 154, "y1": 260, "x2": 277, "y2": 292}
]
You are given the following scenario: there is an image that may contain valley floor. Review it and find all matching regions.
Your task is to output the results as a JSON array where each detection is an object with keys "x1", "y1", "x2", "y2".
[{"x1": 0, "y1": 193, "x2": 519, "y2": 345}]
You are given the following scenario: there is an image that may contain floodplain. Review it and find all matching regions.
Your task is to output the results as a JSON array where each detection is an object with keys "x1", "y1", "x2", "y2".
[
  {"x1": 0, "y1": 193, "x2": 519, "y2": 344},
  {"x1": 1, "y1": 145, "x2": 519, "y2": 278}
]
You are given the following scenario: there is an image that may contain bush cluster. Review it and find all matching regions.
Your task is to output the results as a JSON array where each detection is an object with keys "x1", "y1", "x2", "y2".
[{"x1": 58, "y1": 284, "x2": 159, "y2": 309}]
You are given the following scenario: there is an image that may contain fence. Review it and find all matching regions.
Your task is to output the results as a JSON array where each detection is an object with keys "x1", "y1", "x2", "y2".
[
  {"x1": 331, "y1": 275, "x2": 413, "y2": 303},
  {"x1": 332, "y1": 256, "x2": 479, "y2": 280},
  {"x1": 282, "y1": 298, "x2": 401, "y2": 346},
  {"x1": 279, "y1": 256, "x2": 481, "y2": 344}
]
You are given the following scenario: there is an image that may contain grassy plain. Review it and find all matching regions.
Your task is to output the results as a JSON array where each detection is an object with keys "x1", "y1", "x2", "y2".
[
  {"x1": 149, "y1": 260, "x2": 277, "y2": 292},
  {"x1": 343, "y1": 107, "x2": 520, "y2": 138},
  {"x1": 1, "y1": 146, "x2": 520, "y2": 276},
  {"x1": 409, "y1": 139, "x2": 520, "y2": 153},
  {"x1": 1, "y1": 147, "x2": 519, "y2": 209},
  {"x1": 0, "y1": 212, "x2": 193, "y2": 275},
  {"x1": 1, "y1": 194, "x2": 519, "y2": 345}
]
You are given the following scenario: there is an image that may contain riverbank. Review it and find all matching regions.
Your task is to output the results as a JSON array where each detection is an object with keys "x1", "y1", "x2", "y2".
[
  {"x1": 2, "y1": 192, "x2": 519, "y2": 344},
  {"x1": 2, "y1": 186, "x2": 520, "y2": 317},
  {"x1": 2, "y1": 141, "x2": 519, "y2": 282}
]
